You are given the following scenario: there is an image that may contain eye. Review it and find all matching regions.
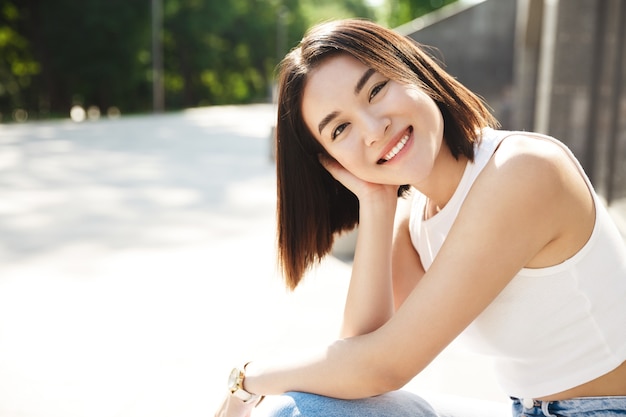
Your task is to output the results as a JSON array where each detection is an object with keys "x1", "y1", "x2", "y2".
[
  {"x1": 369, "y1": 81, "x2": 388, "y2": 102},
  {"x1": 331, "y1": 122, "x2": 348, "y2": 140}
]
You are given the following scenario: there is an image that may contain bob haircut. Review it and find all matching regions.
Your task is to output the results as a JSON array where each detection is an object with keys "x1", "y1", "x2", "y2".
[{"x1": 275, "y1": 18, "x2": 498, "y2": 290}]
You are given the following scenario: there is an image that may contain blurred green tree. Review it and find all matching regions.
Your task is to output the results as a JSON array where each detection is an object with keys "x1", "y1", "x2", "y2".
[
  {"x1": 0, "y1": 0, "x2": 380, "y2": 119},
  {"x1": 383, "y1": 0, "x2": 457, "y2": 28},
  {"x1": 0, "y1": 0, "x2": 151, "y2": 118},
  {"x1": 162, "y1": 0, "x2": 296, "y2": 106},
  {"x1": 0, "y1": 0, "x2": 40, "y2": 119}
]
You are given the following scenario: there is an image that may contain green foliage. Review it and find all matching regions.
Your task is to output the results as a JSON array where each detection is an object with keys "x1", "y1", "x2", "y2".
[
  {"x1": 0, "y1": 0, "x2": 382, "y2": 119},
  {"x1": 301, "y1": 0, "x2": 375, "y2": 27},
  {"x1": 0, "y1": 0, "x2": 151, "y2": 119},
  {"x1": 161, "y1": 0, "x2": 289, "y2": 106},
  {"x1": 0, "y1": 1, "x2": 40, "y2": 114},
  {"x1": 383, "y1": 0, "x2": 458, "y2": 28}
]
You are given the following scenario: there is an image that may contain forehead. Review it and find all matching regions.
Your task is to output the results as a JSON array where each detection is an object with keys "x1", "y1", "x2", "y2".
[
  {"x1": 306, "y1": 54, "x2": 367, "y2": 92},
  {"x1": 302, "y1": 55, "x2": 369, "y2": 132}
]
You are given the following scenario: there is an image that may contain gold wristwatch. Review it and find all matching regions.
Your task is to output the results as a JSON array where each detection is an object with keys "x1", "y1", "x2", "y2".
[{"x1": 228, "y1": 366, "x2": 260, "y2": 403}]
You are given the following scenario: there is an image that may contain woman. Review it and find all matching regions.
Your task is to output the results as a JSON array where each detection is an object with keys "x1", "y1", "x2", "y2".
[{"x1": 215, "y1": 19, "x2": 626, "y2": 417}]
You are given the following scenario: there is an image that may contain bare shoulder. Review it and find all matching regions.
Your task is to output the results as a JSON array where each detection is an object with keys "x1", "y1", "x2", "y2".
[
  {"x1": 472, "y1": 132, "x2": 595, "y2": 267},
  {"x1": 477, "y1": 132, "x2": 593, "y2": 209},
  {"x1": 490, "y1": 133, "x2": 574, "y2": 185},
  {"x1": 459, "y1": 134, "x2": 569, "y2": 241}
]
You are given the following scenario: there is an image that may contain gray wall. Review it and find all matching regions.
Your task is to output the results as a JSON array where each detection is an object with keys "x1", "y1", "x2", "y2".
[
  {"x1": 401, "y1": 0, "x2": 626, "y2": 205},
  {"x1": 399, "y1": 0, "x2": 517, "y2": 128},
  {"x1": 514, "y1": 0, "x2": 626, "y2": 203}
]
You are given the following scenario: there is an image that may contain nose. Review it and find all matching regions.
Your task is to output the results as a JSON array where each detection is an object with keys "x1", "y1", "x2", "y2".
[{"x1": 360, "y1": 112, "x2": 390, "y2": 147}]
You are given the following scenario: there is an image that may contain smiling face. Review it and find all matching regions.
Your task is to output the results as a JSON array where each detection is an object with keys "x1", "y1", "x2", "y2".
[{"x1": 301, "y1": 54, "x2": 445, "y2": 188}]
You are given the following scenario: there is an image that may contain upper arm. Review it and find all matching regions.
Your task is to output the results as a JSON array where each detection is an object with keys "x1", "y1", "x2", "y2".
[
  {"x1": 391, "y1": 191, "x2": 424, "y2": 310},
  {"x1": 369, "y1": 135, "x2": 577, "y2": 388}
]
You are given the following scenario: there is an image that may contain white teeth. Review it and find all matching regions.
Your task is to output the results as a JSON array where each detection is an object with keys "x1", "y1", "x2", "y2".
[{"x1": 383, "y1": 133, "x2": 409, "y2": 161}]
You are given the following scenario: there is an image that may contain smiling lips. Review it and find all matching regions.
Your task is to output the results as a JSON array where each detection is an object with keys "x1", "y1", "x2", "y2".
[{"x1": 377, "y1": 127, "x2": 412, "y2": 164}]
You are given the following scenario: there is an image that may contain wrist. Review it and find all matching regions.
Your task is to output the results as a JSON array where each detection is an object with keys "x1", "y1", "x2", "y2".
[
  {"x1": 228, "y1": 363, "x2": 264, "y2": 406},
  {"x1": 358, "y1": 196, "x2": 397, "y2": 232},
  {"x1": 241, "y1": 361, "x2": 264, "y2": 400},
  {"x1": 358, "y1": 185, "x2": 398, "y2": 206}
]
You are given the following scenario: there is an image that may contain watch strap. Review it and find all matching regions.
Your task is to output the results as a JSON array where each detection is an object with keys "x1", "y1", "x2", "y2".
[
  {"x1": 232, "y1": 387, "x2": 257, "y2": 402},
  {"x1": 229, "y1": 364, "x2": 261, "y2": 404}
]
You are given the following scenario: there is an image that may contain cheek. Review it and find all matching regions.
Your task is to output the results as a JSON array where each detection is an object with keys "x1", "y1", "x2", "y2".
[
  {"x1": 406, "y1": 89, "x2": 444, "y2": 135},
  {"x1": 403, "y1": 85, "x2": 432, "y2": 106},
  {"x1": 326, "y1": 147, "x2": 355, "y2": 169}
]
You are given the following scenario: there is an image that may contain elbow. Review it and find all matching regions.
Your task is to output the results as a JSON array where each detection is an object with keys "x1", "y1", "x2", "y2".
[
  {"x1": 379, "y1": 371, "x2": 413, "y2": 394},
  {"x1": 363, "y1": 363, "x2": 415, "y2": 397},
  {"x1": 343, "y1": 375, "x2": 403, "y2": 399},
  {"x1": 352, "y1": 338, "x2": 421, "y2": 397},
  {"x1": 342, "y1": 329, "x2": 423, "y2": 398}
]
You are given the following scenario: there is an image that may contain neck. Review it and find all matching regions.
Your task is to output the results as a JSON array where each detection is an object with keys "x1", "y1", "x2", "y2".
[{"x1": 413, "y1": 144, "x2": 468, "y2": 216}]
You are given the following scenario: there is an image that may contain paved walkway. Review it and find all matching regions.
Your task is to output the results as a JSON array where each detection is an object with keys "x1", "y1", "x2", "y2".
[{"x1": 0, "y1": 105, "x2": 623, "y2": 417}]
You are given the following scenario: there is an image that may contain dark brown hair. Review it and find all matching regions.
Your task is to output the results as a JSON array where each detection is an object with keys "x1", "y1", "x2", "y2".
[{"x1": 275, "y1": 18, "x2": 498, "y2": 290}]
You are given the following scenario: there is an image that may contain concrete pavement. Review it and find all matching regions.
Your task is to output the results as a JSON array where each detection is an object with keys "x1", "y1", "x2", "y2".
[
  {"x1": 0, "y1": 104, "x2": 293, "y2": 416},
  {"x1": 2, "y1": 104, "x2": 622, "y2": 416}
]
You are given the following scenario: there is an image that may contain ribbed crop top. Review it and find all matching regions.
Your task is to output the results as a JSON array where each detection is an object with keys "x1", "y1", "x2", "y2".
[{"x1": 409, "y1": 128, "x2": 626, "y2": 399}]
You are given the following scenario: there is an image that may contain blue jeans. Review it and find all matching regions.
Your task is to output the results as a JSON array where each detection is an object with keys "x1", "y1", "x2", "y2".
[
  {"x1": 257, "y1": 390, "x2": 509, "y2": 417},
  {"x1": 258, "y1": 391, "x2": 626, "y2": 417},
  {"x1": 258, "y1": 391, "x2": 438, "y2": 417},
  {"x1": 511, "y1": 396, "x2": 626, "y2": 417}
]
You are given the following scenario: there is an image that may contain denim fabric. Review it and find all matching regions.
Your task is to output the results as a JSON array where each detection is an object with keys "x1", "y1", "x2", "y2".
[
  {"x1": 258, "y1": 391, "x2": 438, "y2": 417},
  {"x1": 258, "y1": 392, "x2": 626, "y2": 417},
  {"x1": 512, "y1": 396, "x2": 626, "y2": 417}
]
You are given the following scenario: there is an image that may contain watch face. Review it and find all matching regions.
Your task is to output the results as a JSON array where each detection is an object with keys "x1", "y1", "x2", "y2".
[{"x1": 228, "y1": 368, "x2": 241, "y2": 392}]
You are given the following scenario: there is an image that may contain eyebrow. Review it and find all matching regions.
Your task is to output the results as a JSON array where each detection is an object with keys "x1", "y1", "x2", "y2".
[
  {"x1": 317, "y1": 68, "x2": 376, "y2": 135},
  {"x1": 354, "y1": 68, "x2": 376, "y2": 95},
  {"x1": 318, "y1": 111, "x2": 339, "y2": 135}
]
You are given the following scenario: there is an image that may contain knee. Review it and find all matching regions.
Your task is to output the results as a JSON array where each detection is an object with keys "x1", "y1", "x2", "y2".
[
  {"x1": 257, "y1": 392, "x2": 318, "y2": 417},
  {"x1": 255, "y1": 391, "x2": 438, "y2": 417}
]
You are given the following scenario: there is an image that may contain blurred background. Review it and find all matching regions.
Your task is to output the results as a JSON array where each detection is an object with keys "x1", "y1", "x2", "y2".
[
  {"x1": 0, "y1": 0, "x2": 456, "y2": 120},
  {"x1": 1, "y1": 0, "x2": 624, "y2": 202},
  {"x1": 0, "y1": 0, "x2": 625, "y2": 416}
]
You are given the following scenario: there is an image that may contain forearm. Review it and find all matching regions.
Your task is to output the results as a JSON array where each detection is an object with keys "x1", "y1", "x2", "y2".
[
  {"x1": 244, "y1": 333, "x2": 398, "y2": 399},
  {"x1": 340, "y1": 196, "x2": 397, "y2": 337}
]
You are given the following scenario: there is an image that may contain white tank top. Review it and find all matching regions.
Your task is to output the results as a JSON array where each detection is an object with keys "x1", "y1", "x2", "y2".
[{"x1": 409, "y1": 128, "x2": 626, "y2": 399}]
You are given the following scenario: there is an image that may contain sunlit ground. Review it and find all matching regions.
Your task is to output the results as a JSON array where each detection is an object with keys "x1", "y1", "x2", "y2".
[{"x1": 0, "y1": 104, "x2": 507, "y2": 417}]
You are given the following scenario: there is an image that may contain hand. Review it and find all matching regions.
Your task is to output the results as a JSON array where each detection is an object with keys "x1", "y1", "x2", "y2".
[
  {"x1": 319, "y1": 154, "x2": 398, "y2": 203},
  {"x1": 214, "y1": 394, "x2": 258, "y2": 417}
]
